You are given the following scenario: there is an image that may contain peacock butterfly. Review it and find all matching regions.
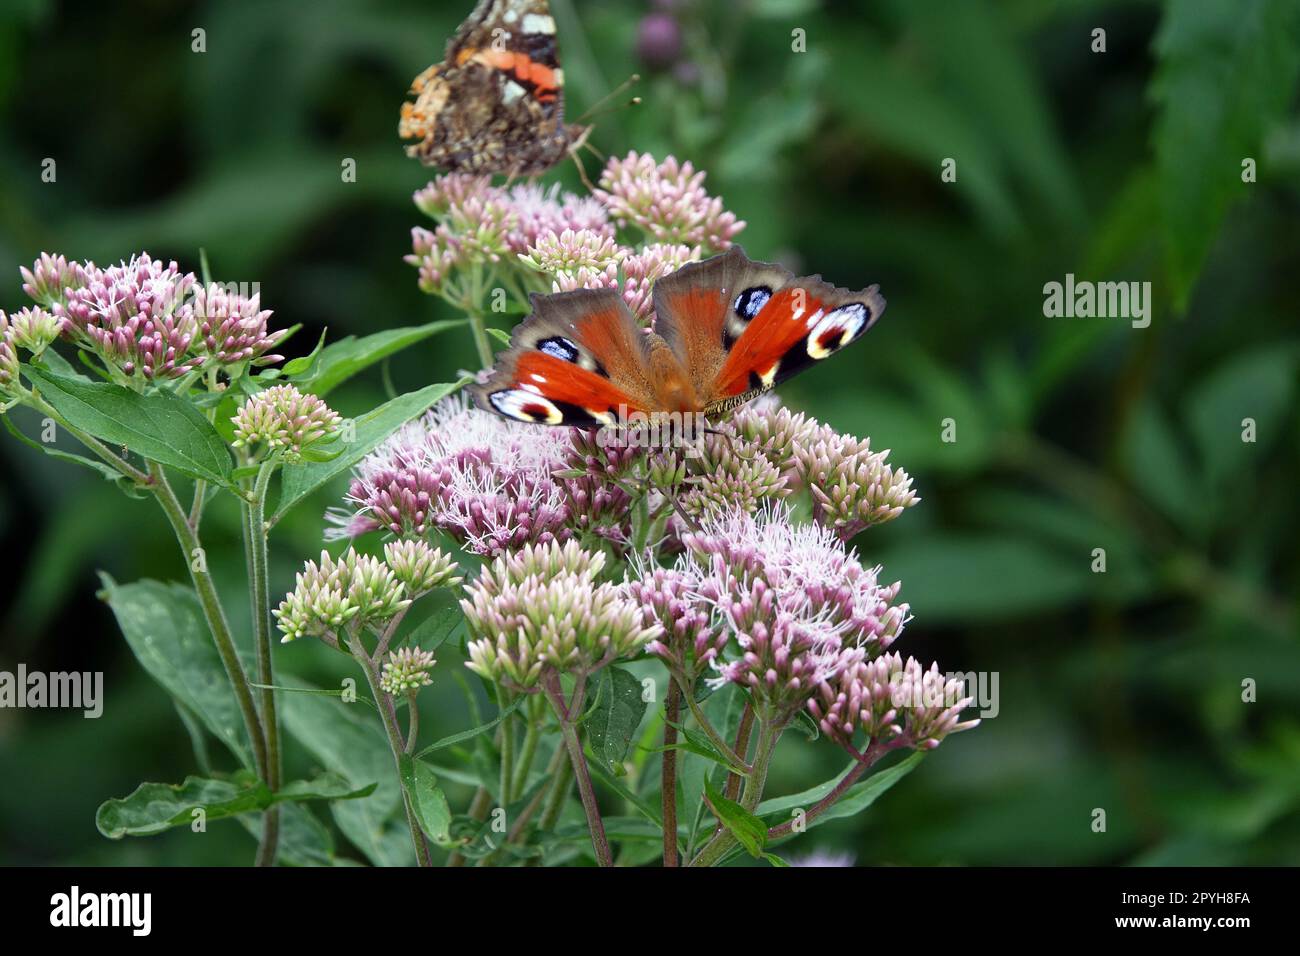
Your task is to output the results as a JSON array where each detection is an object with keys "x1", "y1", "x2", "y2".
[{"x1": 474, "y1": 246, "x2": 886, "y2": 429}]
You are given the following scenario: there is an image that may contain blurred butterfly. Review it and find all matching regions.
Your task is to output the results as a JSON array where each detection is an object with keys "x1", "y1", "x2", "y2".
[
  {"x1": 399, "y1": 0, "x2": 589, "y2": 176},
  {"x1": 474, "y1": 247, "x2": 886, "y2": 426}
]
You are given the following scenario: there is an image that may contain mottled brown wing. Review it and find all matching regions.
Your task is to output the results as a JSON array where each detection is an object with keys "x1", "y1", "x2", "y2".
[{"x1": 398, "y1": 0, "x2": 586, "y2": 176}]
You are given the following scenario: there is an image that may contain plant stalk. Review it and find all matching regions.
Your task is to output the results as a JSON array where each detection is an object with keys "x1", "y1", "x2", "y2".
[
  {"x1": 661, "y1": 678, "x2": 681, "y2": 867},
  {"x1": 349, "y1": 634, "x2": 433, "y2": 867},
  {"x1": 245, "y1": 461, "x2": 281, "y2": 866},
  {"x1": 148, "y1": 462, "x2": 270, "y2": 861}
]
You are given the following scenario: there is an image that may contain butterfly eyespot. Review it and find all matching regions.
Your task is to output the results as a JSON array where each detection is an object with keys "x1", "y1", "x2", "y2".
[
  {"x1": 806, "y1": 303, "x2": 869, "y2": 359},
  {"x1": 488, "y1": 389, "x2": 565, "y2": 425},
  {"x1": 733, "y1": 286, "x2": 772, "y2": 321},
  {"x1": 537, "y1": 336, "x2": 581, "y2": 363}
]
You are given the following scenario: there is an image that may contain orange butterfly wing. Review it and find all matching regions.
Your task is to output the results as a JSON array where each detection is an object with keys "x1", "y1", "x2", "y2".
[
  {"x1": 474, "y1": 288, "x2": 660, "y2": 426},
  {"x1": 652, "y1": 247, "x2": 886, "y2": 414}
]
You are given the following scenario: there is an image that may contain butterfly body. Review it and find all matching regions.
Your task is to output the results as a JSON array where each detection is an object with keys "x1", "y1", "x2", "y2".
[
  {"x1": 400, "y1": 0, "x2": 588, "y2": 176},
  {"x1": 476, "y1": 247, "x2": 886, "y2": 427}
]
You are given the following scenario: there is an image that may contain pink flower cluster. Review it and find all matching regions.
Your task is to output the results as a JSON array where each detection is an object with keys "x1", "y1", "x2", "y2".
[
  {"x1": 406, "y1": 152, "x2": 743, "y2": 325},
  {"x1": 328, "y1": 395, "x2": 638, "y2": 557},
  {"x1": 14, "y1": 252, "x2": 286, "y2": 383},
  {"x1": 633, "y1": 503, "x2": 974, "y2": 749}
]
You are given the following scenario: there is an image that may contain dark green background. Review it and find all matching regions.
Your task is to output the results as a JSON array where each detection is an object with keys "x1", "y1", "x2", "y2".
[{"x1": 0, "y1": 0, "x2": 1297, "y2": 865}]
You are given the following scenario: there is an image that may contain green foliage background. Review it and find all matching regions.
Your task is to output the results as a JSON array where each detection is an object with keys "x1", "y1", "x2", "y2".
[{"x1": 0, "y1": 0, "x2": 1297, "y2": 865}]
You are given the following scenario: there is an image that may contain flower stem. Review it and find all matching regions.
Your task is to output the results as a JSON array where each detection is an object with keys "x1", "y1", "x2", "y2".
[
  {"x1": 466, "y1": 262, "x2": 495, "y2": 369},
  {"x1": 537, "y1": 749, "x2": 574, "y2": 832},
  {"x1": 689, "y1": 718, "x2": 781, "y2": 867},
  {"x1": 349, "y1": 634, "x2": 433, "y2": 867},
  {"x1": 405, "y1": 691, "x2": 420, "y2": 755},
  {"x1": 723, "y1": 702, "x2": 754, "y2": 802},
  {"x1": 244, "y1": 461, "x2": 281, "y2": 867},
  {"x1": 683, "y1": 679, "x2": 750, "y2": 772},
  {"x1": 765, "y1": 738, "x2": 903, "y2": 841},
  {"x1": 511, "y1": 697, "x2": 544, "y2": 800},
  {"x1": 661, "y1": 678, "x2": 681, "y2": 867},
  {"x1": 148, "y1": 462, "x2": 270, "y2": 860},
  {"x1": 498, "y1": 686, "x2": 516, "y2": 807},
  {"x1": 543, "y1": 674, "x2": 611, "y2": 866}
]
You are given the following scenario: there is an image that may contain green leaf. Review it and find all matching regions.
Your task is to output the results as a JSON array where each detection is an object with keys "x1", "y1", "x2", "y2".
[
  {"x1": 96, "y1": 771, "x2": 374, "y2": 838},
  {"x1": 291, "y1": 321, "x2": 466, "y2": 396},
  {"x1": 396, "y1": 590, "x2": 464, "y2": 653},
  {"x1": 398, "y1": 754, "x2": 452, "y2": 844},
  {"x1": 415, "y1": 697, "x2": 524, "y2": 758},
  {"x1": 486, "y1": 327, "x2": 512, "y2": 346},
  {"x1": 656, "y1": 722, "x2": 750, "y2": 777},
  {"x1": 703, "y1": 775, "x2": 768, "y2": 858},
  {"x1": 1152, "y1": 0, "x2": 1300, "y2": 311},
  {"x1": 274, "y1": 377, "x2": 471, "y2": 522},
  {"x1": 583, "y1": 665, "x2": 648, "y2": 774},
  {"x1": 98, "y1": 575, "x2": 253, "y2": 769},
  {"x1": 760, "y1": 751, "x2": 927, "y2": 841},
  {"x1": 278, "y1": 328, "x2": 329, "y2": 377},
  {"x1": 275, "y1": 772, "x2": 377, "y2": 803},
  {"x1": 23, "y1": 367, "x2": 234, "y2": 485},
  {"x1": 97, "y1": 774, "x2": 268, "y2": 838}
]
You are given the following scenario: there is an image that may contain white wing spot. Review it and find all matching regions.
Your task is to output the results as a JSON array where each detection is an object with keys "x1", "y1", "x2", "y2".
[{"x1": 522, "y1": 13, "x2": 557, "y2": 34}]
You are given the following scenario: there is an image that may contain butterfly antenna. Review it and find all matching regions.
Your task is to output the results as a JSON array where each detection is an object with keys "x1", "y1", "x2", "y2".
[{"x1": 574, "y1": 73, "x2": 642, "y2": 124}]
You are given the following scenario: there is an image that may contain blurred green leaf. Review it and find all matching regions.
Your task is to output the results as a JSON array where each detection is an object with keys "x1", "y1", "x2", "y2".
[
  {"x1": 877, "y1": 534, "x2": 1091, "y2": 622},
  {"x1": 1152, "y1": 0, "x2": 1300, "y2": 311},
  {"x1": 1119, "y1": 399, "x2": 1205, "y2": 533},
  {"x1": 1185, "y1": 343, "x2": 1298, "y2": 489}
]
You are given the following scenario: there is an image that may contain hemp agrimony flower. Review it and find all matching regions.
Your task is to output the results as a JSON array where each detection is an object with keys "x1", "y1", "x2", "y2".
[
  {"x1": 231, "y1": 384, "x2": 341, "y2": 462},
  {"x1": 2, "y1": 307, "x2": 60, "y2": 356},
  {"x1": 595, "y1": 152, "x2": 746, "y2": 250},
  {"x1": 274, "y1": 548, "x2": 410, "y2": 644},
  {"x1": 809, "y1": 653, "x2": 980, "y2": 751},
  {"x1": 383, "y1": 539, "x2": 462, "y2": 594},
  {"x1": 461, "y1": 541, "x2": 661, "y2": 689},
  {"x1": 380, "y1": 647, "x2": 437, "y2": 696}
]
